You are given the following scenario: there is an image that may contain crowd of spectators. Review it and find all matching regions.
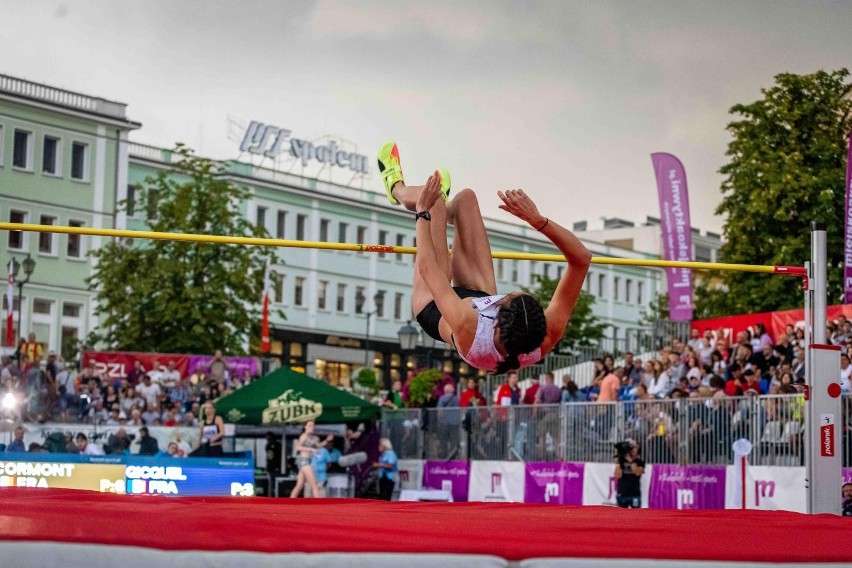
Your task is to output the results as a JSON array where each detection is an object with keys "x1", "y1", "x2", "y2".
[{"x1": 1, "y1": 337, "x2": 260, "y2": 455}]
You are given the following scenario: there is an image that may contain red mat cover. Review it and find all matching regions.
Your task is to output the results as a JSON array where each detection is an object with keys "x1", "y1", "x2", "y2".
[{"x1": 0, "y1": 488, "x2": 849, "y2": 562}]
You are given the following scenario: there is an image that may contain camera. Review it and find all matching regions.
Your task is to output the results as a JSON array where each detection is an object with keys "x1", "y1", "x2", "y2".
[{"x1": 614, "y1": 440, "x2": 633, "y2": 459}]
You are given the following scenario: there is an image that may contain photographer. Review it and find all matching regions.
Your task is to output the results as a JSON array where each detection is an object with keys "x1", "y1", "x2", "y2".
[{"x1": 614, "y1": 440, "x2": 645, "y2": 508}]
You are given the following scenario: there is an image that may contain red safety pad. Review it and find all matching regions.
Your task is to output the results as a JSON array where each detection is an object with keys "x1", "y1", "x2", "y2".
[{"x1": 0, "y1": 488, "x2": 849, "y2": 563}]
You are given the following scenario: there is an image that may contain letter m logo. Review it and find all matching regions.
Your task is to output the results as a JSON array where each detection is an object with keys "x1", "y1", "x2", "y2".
[
  {"x1": 676, "y1": 488, "x2": 694, "y2": 510},
  {"x1": 491, "y1": 473, "x2": 502, "y2": 493},
  {"x1": 754, "y1": 480, "x2": 776, "y2": 506},
  {"x1": 399, "y1": 470, "x2": 409, "y2": 483},
  {"x1": 545, "y1": 482, "x2": 559, "y2": 503}
]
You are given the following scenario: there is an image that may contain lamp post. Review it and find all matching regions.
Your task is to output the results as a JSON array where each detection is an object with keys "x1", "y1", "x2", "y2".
[
  {"x1": 355, "y1": 290, "x2": 384, "y2": 369},
  {"x1": 397, "y1": 321, "x2": 420, "y2": 381},
  {"x1": 9, "y1": 254, "x2": 35, "y2": 341}
]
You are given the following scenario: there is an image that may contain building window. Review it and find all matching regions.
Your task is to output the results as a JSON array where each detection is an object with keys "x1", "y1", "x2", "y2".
[
  {"x1": 543, "y1": 263, "x2": 550, "y2": 279},
  {"x1": 336, "y1": 284, "x2": 346, "y2": 312},
  {"x1": 338, "y1": 222, "x2": 348, "y2": 244},
  {"x1": 557, "y1": 265, "x2": 564, "y2": 279},
  {"x1": 319, "y1": 219, "x2": 330, "y2": 242},
  {"x1": 256, "y1": 206, "x2": 267, "y2": 229},
  {"x1": 378, "y1": 230, "x2": 388, "y2": 259},
  {"x1": 61, "y1": 326, "x2": 79, "y2": 361},
  {"x1": 317, "y1": 280, "x2": 328, "y2": 310},
  {"x1": 8, "y1": 210, "x2": 26, "y2": 249},
  {"x1": 375, "y1": 290, "x2": 385, "y2": 317},
  {"x1": 62, "y1": 303, "x2": 82, "y2": 318},
  {"x1": 637, "y1": 282, "x2": 644, "y2": 306},
  {"x1": 394, "y1": 292, "x2": 403, "y2": 320},
  {"x1": 42, "y1": 135, "x2": 60, "y2": 175},
  {"x1": 0, "y1": 124, "x2": 4, "y2": 166},
  {"x1": 511, "y1": 261, "x2": 518, "y2": 283},
  {"x1": 695, "y1": 244, "x2": 712, "y2": 263},
  {"x1": 147, "y1": 189, "x2": 160, "y2": 220},
  {"x1": 38, "y1": 215, "x2": 56, "y2": 254},
  {"x1": 13, "y1": 129, "x2": 32, "y2": 170},
  {"x1": 296, "y1": 214, "x2": 308, "y2": 241},
  {"x1": 625, "y1": 279, "x2": 633, "y2": 304},
  {"x1": 32, "y1": 299, "x2": 53, "y2": 315},
  {"x1": 71, "y1": 141, "x2": 88, "y2": 180},
  {"x1": 272, "y1": 272, "x2": 283, "y2": 303},
  {"x1": 294, "y1": 277, "x2": 305, "y2": 306},
  {"x1": 126, "y1": 184, "x2": 137, "y2": 216},
  {"x1": 497, "y1": 259, "x2": 504, "y2": 281},
  {"x1": 394, "y1": 234, "x2": 404, "y2": 262},
  {"x1": 355, "y1": 286, "x2": 365, "y2": 314},
  {"x1": 614, "y1": 277, "x2": 620, "y2": 301},
  {"x1": 276, "y1": 210, "x2": 287, "y2": 239},
  {"x1": 598, "y1": 274, "x2": 606, "y2": 297},
  {"x1": 67, "y1": 220, "x2": 84, "y2": 258},
  {"x1": 357, "y1": 226, "x2": 367, "y2": 243}
]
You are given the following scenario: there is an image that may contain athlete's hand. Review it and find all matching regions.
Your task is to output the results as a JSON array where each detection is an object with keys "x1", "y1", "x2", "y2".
[
  {"x1": 415, "y1": 171, "x2": 443, "y2": 213},
  {"x1": 498, "y1": 189, "x2": 545, "y2": 228}
]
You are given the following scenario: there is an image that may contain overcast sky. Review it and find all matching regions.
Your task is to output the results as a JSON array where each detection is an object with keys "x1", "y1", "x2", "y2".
[{"x1": 2, "y1": 0, "x2": 851, "y2": 234}]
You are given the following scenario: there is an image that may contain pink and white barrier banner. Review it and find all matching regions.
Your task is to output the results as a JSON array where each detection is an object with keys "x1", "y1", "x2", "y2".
[
  {"x1": 396, "y1": 460, "x2": 424, "y2": 491},
  {"x1": 844, "y1": 128, "x2": 852, "y2": 303},
  {"x1": 422, "y1": 460, "x2": 470, "y2": 502},
  {"x1": 732, "y1": 465, "x2": 806, "y2": 512},
  {"x1": 468, "y1": 461, "x2": 524, "y2": 502},
  {"x1": 648, "y1": 464, "x2": 726, "y2": 510},
  {"x1": 524, "y1": 462, "x2": 583, "y2": 505}
]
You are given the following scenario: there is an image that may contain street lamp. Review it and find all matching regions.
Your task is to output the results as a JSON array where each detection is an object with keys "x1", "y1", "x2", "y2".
[
  {"x1": 9, "y1": 254, "x2": 35, "y2": 341},
  {"x1": 397, "y1": 321, "x2": 419, "y2": 352},
  {"x1": 355, "y1": 290, "x2": 384, "y2": 369}
]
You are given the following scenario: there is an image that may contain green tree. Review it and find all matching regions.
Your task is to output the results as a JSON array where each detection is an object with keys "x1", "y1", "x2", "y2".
[
  {"x1": 524, "y1": 274, "x2": 607, "y2": 353},
  {"x1": 696, "y1": 69, "x2": 852, "y2": 317},
  {"x1": 87, "y1": 144, "x2": 277, "y2": 354}
]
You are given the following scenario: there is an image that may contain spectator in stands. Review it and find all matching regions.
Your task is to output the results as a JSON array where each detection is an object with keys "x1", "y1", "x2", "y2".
[
  {"x1": 126, "y1": 359, "x2": 146, "y2": 386},
  {"x1": 382, "y1": 379, "x2": 404, "y2": 410},
  {"x1": 182, "y1": 410, "x2": 198, "y2": 427},
  {"x1": 75, "y1": 432, "x2": 104, "y2": 455},
  {"x1": 460, "y1": 377, "x2": 487, "y2": 407},
  {"x1": 688, "y1": 328, "x2": 703, "y2": 351},
  {"x1": 842, "y1": 483, "x2": 852, "y2": 517},
  {"x1": 496, "y1": 372, "x2": 522, "y2": 406},
  {"x1": 840, "y1": 355, "x2": 852, "y2": 392},
  {"x1": 562, "y1": 378, "x2": 585, "y2": 403},
  {"x1": 88, "y1": 399, "x2": 109, "y2": 425},
  {"x1": 698, "y1": 337, "x2": 714, "y2": 365},
  {"x1": 120, "y1": 386, "x2": 143, "y2": 416},
  {"x1": 156, "y1": 441, "x2": 180, "y2": 458},
  {"x1": 147, "y1": 359, "x2": 164, "y2": 385},
  {"x1": 742, "y1": 369, "x2": 763, "y2": 394},
  {"x1": 598, "y1": 367, "x2": 622, "y2": 403},
  {"x1": 647, "y1": 360, "x2": 671, "y2": 399},
  {"x1": 523, "y1": 375, "x2": 540, "y2": 405},
  {"x1": 105, "y1": 428, "x2": 132, "y2": 454},
  {"x1": 208, "y1": 350, "x2": 228, "y2": 385},
  {"x1": 436, "y1": 383, "x2": 461, "y2": 454},
  {"x1": 725, "y1": 364, "x2": 744, "y2": 396},
  {"x1": 792, "y1": 348, "x2": 806, "y2": 381},
  {"x1": 614, "y1": 440, "x2": 644, "y2": 508},
  {"x1": 535, "y1": 372, "x2": 562, "y2": 404},
  {"x1": 751, "y1": 343, "x2": 777, "y2": 375},
  {"x1": 592, "y1": 358, "x2": 607, "y2": 383},
  {"x1": 623, "y1": 353, "x2": 641, "y2": 385},
  {"x1": 141, "y1": 402, "x2": 160, "y2": 426},
  {"x1": 373, "y1": 437, "x2": 398, "y2": 501},
  {"x1": 20, "y1": 332, "x2": 43, "y2": 367},
  {"x1": 137, "y1": 375, "x2": 161, "y2": 411},
  {"x1": 136, "y1": 426, "x2": 160, "y2": 455},
  {"x1": 6, "y1": 426, "x2": 25, "y2": 453}
]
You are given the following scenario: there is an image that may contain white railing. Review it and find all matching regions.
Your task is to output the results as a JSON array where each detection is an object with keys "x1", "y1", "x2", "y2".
[{"x1": 0, "y1": 74, "x2": 127, "y2": 119}]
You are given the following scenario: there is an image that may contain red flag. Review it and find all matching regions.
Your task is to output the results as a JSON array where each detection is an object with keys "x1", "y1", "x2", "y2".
[
  {"x1": 5, "y1": 261, "x2": 14, "y2": 347},
  {"x1": 260, "y1": 259, "x2": 270, "y2": 354}
]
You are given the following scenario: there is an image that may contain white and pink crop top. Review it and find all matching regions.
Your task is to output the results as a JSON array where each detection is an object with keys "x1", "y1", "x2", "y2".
[{"x1": 456, "y1": 294, "x2": 542, "y2": 373}]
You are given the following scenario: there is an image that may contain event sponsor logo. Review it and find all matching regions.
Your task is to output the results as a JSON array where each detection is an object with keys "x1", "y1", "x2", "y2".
[
  {"x1": 491, "y1": 473, "x2": 502, "y2": 493},
  {"x1": 240, "y1": 121, "x2": 369, "y2": 174},
  {"x1": 442, "y1": 480, "x2": 453, "y2": 493},
  {"x1": 423, "y1": 460, "x2": 469, "y2": 502},
  {"x1": 545, "y1": 482, "x2": 559, "y2": 503},
  {"x1": 755, "y1": 480, "x2": 776, "y2": 506},
  {"x1": 525, "y1": 462, "x2": 584, "y2": 505},
  {"x1": 262, "y1": 389, "x2": 323, "y2": 423},
  {"x1": 608, "y1": 476, "x2": 617, "y2": 500},
  {"x1": 676, "y1": 488, "x2": 694, "y2": 510},
  {"x1": 227, "y1": 408, "x2": 246, "y2": 422},
  {"x1": 399, "y1": 470, "x2": 409, "y2": 483},
  {"x1": 820, "y1": 414, "x2": 835, "y2": 457}
]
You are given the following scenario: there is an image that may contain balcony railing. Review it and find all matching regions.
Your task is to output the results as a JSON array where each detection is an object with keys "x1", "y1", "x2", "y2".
[{"x1": 0, "y1": 74, "x2": 128, "y2": 120}]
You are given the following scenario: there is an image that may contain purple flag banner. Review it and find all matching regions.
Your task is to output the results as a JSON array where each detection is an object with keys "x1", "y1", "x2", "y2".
[
  {"x1": 652, "y1": 153, "x2": 694, "y2": 321},
  {"x1": 422, "y1": 460, "x2": 470, "y2": 502},
  {"x1": 843, "y1": 468, "x2": 852, "y2": 485},
  {"x1": 648, "y1": 464, "x2": 726, "y2": 510},
  {"x1": 188, "y1": 356, "x2": 260, "y2": 381},
  {"x1": 524, "y1": 462, "x2": 584, "y2": 505},
  {"x1": 844, "y1": 131, "x2": 852, "y2": 304}
]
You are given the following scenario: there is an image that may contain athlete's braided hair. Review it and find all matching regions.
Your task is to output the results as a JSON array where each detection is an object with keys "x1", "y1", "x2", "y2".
[{"x1": 494, "y1": 294, "x2": 547, "y2": 375}]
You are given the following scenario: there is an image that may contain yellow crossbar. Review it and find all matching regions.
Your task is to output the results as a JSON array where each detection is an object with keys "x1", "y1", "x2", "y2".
[{"x1": 0, "y1": 223, "x2": 803, "y2": 275}]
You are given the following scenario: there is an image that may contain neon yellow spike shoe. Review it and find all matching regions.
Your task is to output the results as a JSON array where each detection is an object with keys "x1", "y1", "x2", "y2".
[
  {"x1": 377, "y1": 141, "x2": 404, "y2": 205},
  {"x1": 437, "y1": 167, "x2": 452, "y2": 202}
]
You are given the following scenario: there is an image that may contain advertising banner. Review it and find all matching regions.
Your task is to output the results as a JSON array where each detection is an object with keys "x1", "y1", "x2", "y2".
[
  {"x1": 397, "y1": 459, "x2": 424, "y2": 491},
  {"x1": 524, "y1": 462, "x2": 584, "y2": 505},
  {"x1": 468, "y1": 461, "x2": 524, "y2": 502},
  {"x1": 726, "y1": 465, "x2": 806, "y2": 512},
  {"x1": 843, "y1": 468, "x2": 852, "y2": 485},
  {"x1": 188, "y1": 355, "x2": 260, "y2": 380},
  {"x1": 83, "y1": 351, "x2": 189, "y2": 383},
  {"x1": 648, "y1": 464, "x2": 726, "y2": 510},
  {"x1": 582, "y1": 462, "x2": 653, "y2": 508},
  {"x1": 423, "y1": 460, "x2": 470, "y2": 502},
  {"x1": 692, "y1": 304, "x2": 852, "y2": 344},
  {"x1": 845, "y1": 129, "x2": 852, "y2": 303},
  {"x1": 652, "y1": 152, "x2": 694, "y2": 321}
]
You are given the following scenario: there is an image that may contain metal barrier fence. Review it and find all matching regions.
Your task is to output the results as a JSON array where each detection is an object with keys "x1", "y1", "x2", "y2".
[{"x1": 381, "y1": 394, "x2": 852, "y2": 467}]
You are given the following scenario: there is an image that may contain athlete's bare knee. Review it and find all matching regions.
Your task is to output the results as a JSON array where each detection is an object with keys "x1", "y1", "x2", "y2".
[{"x1": 454, "y1": 188, "x2": 479, "y2": 206}]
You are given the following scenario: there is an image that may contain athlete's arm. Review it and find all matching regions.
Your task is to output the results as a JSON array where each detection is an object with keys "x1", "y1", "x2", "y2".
[
  {"x1": 498, "y1": 189, "x2": 591, "y2": 356},
  {"x1": 415, "y1": 172, "x2": 476, "y2": 348}
]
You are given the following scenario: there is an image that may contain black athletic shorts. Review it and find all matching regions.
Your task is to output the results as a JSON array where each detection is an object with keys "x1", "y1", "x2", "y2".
[{"x1": 416, "y1": 286, "x2": 490, "y2": 343}]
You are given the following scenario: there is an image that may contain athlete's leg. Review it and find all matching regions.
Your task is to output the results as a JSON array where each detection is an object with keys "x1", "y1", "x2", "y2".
[
  {"x1": 447, "y1": 188, "x2": 497, "y2": 295},
  {"x1": 289, "y1": 468, "x2": 305, "y2": 498},
  {"x1": 409, "y1": 180, "x2": 452, "y2": 315},
  {"x1": 303, "y1": 466, "x2": 322, "y2": 498}
]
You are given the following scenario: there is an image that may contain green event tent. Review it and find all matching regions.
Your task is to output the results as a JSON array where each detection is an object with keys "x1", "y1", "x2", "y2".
[{"x1": 214, "y1": 367, "x2": 380, "y2": 425}]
